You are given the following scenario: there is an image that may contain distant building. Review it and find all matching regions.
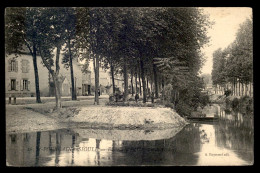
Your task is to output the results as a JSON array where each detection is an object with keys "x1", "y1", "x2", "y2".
[
  {"x1": 5, "y1": 52, "x2": 91, "y2": 97},
  {"x1": 88, "y1": 59, "x2": 124, "y2": 95}
]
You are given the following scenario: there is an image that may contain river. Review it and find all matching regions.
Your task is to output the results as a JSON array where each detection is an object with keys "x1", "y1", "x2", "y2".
[{"x1": 6, "y1": 104, "x2": 254, "y2": 166}]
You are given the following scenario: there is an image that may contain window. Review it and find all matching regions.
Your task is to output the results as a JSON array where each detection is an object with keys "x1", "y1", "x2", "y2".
[
  {"x1": 11, "y1": 60, "x2": 16, "y2": 71},
  {"x1": 22, "y1": 79, "x2": 29, "y2": 91},
  {"x1": 8, "y1": 59, "x2": 18, "y2": 72},
  {"x1": 11, "y1": 79, "x2": 16, "y2": 90},
  {"x1": 21, "y1": 60, "x2": 29, "y2": 73}
]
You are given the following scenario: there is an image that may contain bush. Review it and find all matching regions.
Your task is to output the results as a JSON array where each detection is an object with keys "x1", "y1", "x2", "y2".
[
  {"x1": 175, "y1": 100, "x2": 193, "y2": 117},
  {"x1": 239, "y1": 96, "x2": 253, "y2": 114},
  {"x1": 164, "y1": 84, "x2": 173, "y2": 103},
  {"x1": 231, "y1": 98, "x2": 240, "y2": 109},
  {"x1": 225, "y1": 97, "x2": 232, "y2": 108},
  {"x1": 165, "y1": 102, "x2": 174, "y2": 109},
  {"x1": 199, "y1": 94, "x2": 210, "y2": 109}
]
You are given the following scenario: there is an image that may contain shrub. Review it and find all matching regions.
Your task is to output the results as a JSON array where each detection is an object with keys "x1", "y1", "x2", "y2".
[
  {"x1": 175, "y1": 100, "x2": 193, "y2": 117},
  {"x1": 225, "y1": 97, "x2": 232, "y2": 108},
  {"x1": 231, "y1": 98, "x2": 240, "y2": 109},
  {"x1": 199, "y1": 93, "x2": 210, "y2": 109},
  {"x1": 165, "y1": 102, "x2": 174, "y2": 109},
  {"x1": 239, "y1": 96, "x2": 253, "y2": 115}
]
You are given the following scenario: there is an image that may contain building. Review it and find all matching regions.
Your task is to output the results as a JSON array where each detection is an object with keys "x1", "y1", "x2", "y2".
[
  {"x1": 88, "y1": 59, "x2": 124, "y2": 95},
  {"x1": 5, "y1": 52, "x2": 91, "y2": 98}
]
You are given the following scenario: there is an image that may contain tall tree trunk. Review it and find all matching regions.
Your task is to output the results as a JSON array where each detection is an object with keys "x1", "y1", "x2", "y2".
[
  {"x1": 94, "y1": 55, "x2": 99, "y2": 105},
  {"x1": 48, "y1": 72, "x2": 51, "y2": 97},
  {"x1": 53, "y1": 46, "x2": 62, "y2": 111},
  {"x1": 162, "y1": 76, "x2": 165, "y2": 103},
  {"x1": 123, "y1": 58, "x2": 128, "y2": 101},
  {"x1": 32, "y1": 45, "x2": 41, "y2": 103},
  {"x1": 138, "y1": 67, "x2": 142, "y2": 96},
  {"x1": 53, "y1": 75, "x2": 62, "y2": 111},
  {"x1": 38, "y1": 45, "x2": 61, "y2": 111},
  {"x1": 93, "y1": 57, "x2": 96, "y2": 103},
  {"x1": 158, "y1": 74, "x2": 161, "y2": 93},
  {"x1": 234, "y1": 80, "x2": 237, "y2": 96},
  {"x1": 68, "y1": 38, "x2": 77, "y2": 100},
  {"x1": 140, "y1": 59, "x2": 146, "y2": 103},
  {"x1": 233, "y1": 79, "x2": 235, "y2": 96},
  {"x1": 110, "y1": 60, "x2": 115, "y2": 95},
  {"x1": 238, "y1": 81, "x2": 241, "y2": 96},
  {"x1": 242, "y1": 82, "x2": 244, "y2": 96},
  {"x1": 174, "y1": 90, "x2": 177, "y2": 105},
  {"x1": 131, "y1": 70, "x2": 134, "y2": 96},
  {"x1": 151, "y1": 79, "x2": 153, "y2": 93},
  {"x1": 153, "y1": 63, "x2": 158, "y2": 98},
  {"x1": 234, "y1": 78, "x2": 237, "y2": 96},
  {"x1": 135, "y1": 71, "x2": 138, "y2": 95},
  {"x1": 147, "y1": 77, "x2": 149, "y2": 97}
]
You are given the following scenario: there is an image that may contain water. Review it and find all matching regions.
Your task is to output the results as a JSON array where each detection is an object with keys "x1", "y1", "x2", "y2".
[{"x1": 6, "y1": 104, "x2": 254, "y2": 166}]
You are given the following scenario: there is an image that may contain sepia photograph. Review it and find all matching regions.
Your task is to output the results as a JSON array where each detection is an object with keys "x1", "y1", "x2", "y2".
[{"x1": 5, "y1": 7, "x2": 253, "y2": 166}]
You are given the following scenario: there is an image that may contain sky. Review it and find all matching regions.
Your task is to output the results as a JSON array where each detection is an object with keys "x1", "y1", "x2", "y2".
[{"x1": 200, "y1": 7, "x2": 252, "y2": 75}]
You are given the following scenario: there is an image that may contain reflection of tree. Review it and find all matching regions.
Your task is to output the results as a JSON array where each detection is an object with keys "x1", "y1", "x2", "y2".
[
  {"x1": 95, "y1": 139, "x2": 101, "y2": 166},
  {"x1": 215, "y1": 108, "x2": 254, "y2": 163},
  {"x1": 35, "y1": 132, "x2": 41, "y2": 166},
  {"x1": 71, "y1": 134, "x2": 75, "y2": 165},
  {"x1": 173, "y1": 124, "x2": 201, "y2": 153},
  {"x1": 48, "y1": 132, "x2": 55, "y2": 155},
  {"x1": 55, "y1": 132, "x2": 61, "y2": 166},
  {"x1": 113, "y1": 125, "x2": 201, "y2": 165}
]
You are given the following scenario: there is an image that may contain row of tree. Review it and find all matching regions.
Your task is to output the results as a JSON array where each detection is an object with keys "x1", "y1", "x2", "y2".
[
  {"x1": 5, "y1": 7, "x2": 211, "y2": 113},
  {"x1": 211, "y1": 17, "x2": 253, "y2": 97}
]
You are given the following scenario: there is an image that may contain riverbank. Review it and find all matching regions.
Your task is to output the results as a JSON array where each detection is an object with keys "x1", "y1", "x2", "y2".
[
  {"x1": 6, "y1": 106, "x2": 64, "y2": 134},
  {"x1": 6, "y1": 97, "x2": 188, "y2": 134},
  {"x1": 209, "y1": 94, "x2": 253, "y2": 116},
  {"x1": 63, "y1": 106, "x2": 187, "y2": 129}
]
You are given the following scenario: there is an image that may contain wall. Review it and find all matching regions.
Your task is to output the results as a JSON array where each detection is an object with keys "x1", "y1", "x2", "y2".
[{"x1": 6, "y1": 53, "x2": 91, "y2": 97}]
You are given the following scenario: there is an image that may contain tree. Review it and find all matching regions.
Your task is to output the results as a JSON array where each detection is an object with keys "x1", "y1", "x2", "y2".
[
  {"x1": 76, "y1": 7, "x2": 101, "y2": 104},
  {"x1": 62, "y1": 8, "x2": 78, "y2": 100},
  {"x1": 211, "y1": 17, "x2": 253, "y2": 96},
  {"x1": 5, "y1": 7, "x2": 42, "y2": 103},
  {"x1": 36, "y1": 7, "x2": 73, "y2": 111},
  {"x1": 152, "y1": 7, "x2": 211, "y2": 114}
]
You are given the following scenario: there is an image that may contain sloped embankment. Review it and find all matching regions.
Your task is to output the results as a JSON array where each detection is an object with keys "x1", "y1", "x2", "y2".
[
  {"x1": 64, "y1": 106, "x2": 188, "y2": 129},
  {"x1": 73, "y1": 128, "x2": 184, "y2": 141}
]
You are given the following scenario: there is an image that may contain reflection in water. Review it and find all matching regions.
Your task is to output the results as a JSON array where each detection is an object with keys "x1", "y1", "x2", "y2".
[
  {"x1": 71, "y1": 134, "x2": 75, "y2": 165},
  {"x1": 6, "y1": 105, "x2": 253, "y2": 166},
  {"x1": 35, "y1": 132, "x2": 41, "y2": 166}
]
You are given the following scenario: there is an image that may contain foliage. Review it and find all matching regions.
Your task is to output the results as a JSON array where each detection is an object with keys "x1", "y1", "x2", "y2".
[
  {"x1": 6, "y1": 7, "x2": 214, "y2": 111},
  {"x1": 211, "y1": 17, "x2": 253, "y2": 87}
]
